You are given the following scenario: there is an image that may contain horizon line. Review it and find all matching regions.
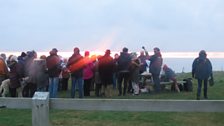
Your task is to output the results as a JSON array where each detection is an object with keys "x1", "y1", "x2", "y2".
[{"x1": 1, "y1": 51, "x2": 224, "y2": 59}]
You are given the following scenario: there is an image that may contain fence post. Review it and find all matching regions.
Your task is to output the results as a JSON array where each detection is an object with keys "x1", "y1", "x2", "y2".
[{"x1": 32, "y1": 92, "x2": 50, "y2": 126}]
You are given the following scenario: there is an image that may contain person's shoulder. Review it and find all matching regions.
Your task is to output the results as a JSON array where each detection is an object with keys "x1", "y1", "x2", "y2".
[{"x1": 193, "y1": 57, "x2": 199, "y2": 62}]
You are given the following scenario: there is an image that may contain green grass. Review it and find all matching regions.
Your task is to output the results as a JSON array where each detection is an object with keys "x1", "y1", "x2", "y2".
[
  {"x1": 0, "y1": 71, "x2": 224, "y2": 126},
  {"x1": 1, "y1": 109, "x2": 224, "y2": 126}
]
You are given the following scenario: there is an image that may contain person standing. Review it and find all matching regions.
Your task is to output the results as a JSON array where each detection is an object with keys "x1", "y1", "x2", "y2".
[
  {"x1": 192, "y1": 50, "x2": 213, "y2": 100},
  {"x1": 112, "y1": 53, "x2": 119, "y2": 90},
  {"x1": 0, "y1": 53, "x2": 9, "y2": 85},
  {"x1": 23, "y1": 51, "x2": 38, "y2": 97},
  {"x1": 129, "y1": 53, "x2": 141, "y2": 95},
  {"x1": 148, "y1": 47, "x2": 163, "y2": 93},
  {"x1": 8, "y1": 56, "x2": 23, "y2": 97},
  {"x1": 61, "y1": 58, "x2": 70, "y2": 91},
  {"x1": 67, "y1": 47, "x2": 84, "y2": 98},
  {"x1": 98, "y1": 49, "x2": 115, "y2": 97},
  {"x1": 117, "y1": 47, "x2": 132, "y2": 96},
  {"x1": 83, "y1": 51, "x2": 94, "y2": 97},
  {"x1": 46, "y1": 48, "x2": 62, "y2": 98}
]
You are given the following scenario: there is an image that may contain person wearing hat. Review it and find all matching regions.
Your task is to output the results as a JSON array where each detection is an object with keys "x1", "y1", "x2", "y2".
[
  {"x1": 46, "y1": 48, "x2": 62, "y2": 98},
  {"x1": 192, "y1": 50, "x2": 213, "y2": 100},
  {"x1": 148, "y1": 47, "x2": 163, "y2": 93}
]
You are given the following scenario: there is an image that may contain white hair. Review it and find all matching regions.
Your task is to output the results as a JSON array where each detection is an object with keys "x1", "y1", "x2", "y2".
[{"x1": 10, "y1": 55, "x2": 18, "y2": 62}]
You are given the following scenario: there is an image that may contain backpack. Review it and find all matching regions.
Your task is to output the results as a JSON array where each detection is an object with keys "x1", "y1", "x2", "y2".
[{"x1": 183, "y1": 78, "x2": 193, "y2": 92}]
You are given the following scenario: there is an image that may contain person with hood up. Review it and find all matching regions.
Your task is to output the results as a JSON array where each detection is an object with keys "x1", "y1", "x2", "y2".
[{"x1": 192, "y1": 50, "x2": 213, "y2": 100}]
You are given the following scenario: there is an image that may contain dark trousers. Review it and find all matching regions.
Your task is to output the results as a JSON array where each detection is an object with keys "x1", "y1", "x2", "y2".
[
  {"x1": 84, "y1": 78, "x2": 92, "y2": 96},
  {"x1": 9, "y1": 87, "x2": 17, "y2": 97},
  {"x1": 117, "y1": 72, "x2": 130, "y2": 96},
  {"x1": 152, "y1": 73, "x2": 161, "y2": 93},
  {"x1": 23, "y1": 82, "x2": 37, "y2": 97},
  {"x1": 197, "y1": 79, "x2": 208, "y2": 98},
  {"x1": 61, "y1": 78, "x2": 69, "y2": 91},
  {"x1": 95, "y1": 83, "x2": 102, "y2": 97}
]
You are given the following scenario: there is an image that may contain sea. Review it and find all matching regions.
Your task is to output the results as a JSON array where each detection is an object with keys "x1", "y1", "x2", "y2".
[
  {"x1": 162, "y1": 58, "x2": 224, "y2": 73},
  {"x1": 1, "y1": 51, "x2": 223, "y2": 73}
]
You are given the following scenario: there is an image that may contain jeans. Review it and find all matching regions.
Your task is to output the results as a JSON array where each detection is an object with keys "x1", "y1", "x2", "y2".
[
  {"x1": 197, "y1": 78, "x2": 208, "y2": 99},
  {"x1": 49, "y1": 77, "x2": 59, "y2": 98},
  {"x1": 71, "y1": 76, "x2": 83, "y2": 98}
]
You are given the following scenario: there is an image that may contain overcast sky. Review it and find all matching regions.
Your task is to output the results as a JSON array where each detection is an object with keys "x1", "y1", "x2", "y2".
[{"x1": 0, "y1": 0, "x2": 223, "y2": 52}]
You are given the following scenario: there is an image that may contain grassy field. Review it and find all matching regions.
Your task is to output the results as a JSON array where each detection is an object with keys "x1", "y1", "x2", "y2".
[{"x1": 0, "y1": 71, "x2": 224, "y2": 126}]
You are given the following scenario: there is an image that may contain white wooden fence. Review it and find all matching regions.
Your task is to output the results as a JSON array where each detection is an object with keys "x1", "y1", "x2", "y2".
[{"x1": 1, "y1": 92, "x2": 224, "y2": 126}]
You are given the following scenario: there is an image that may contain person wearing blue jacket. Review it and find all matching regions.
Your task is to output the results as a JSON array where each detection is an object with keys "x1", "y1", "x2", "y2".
[
  {"x1": 162, "y1": 64, "x2": 180, "y2": 92},
  {"x1": 192, "y1": 50, "x2": 213, "y2": 100}
]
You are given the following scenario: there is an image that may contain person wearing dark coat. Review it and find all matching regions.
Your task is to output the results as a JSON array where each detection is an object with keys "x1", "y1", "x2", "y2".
[
  {"x1": 117, "y1": 47, "x2": 132, "y2": 96},
  {"x1": 8, "y1": 56, "x2": 23, "y2": 97},
  {"x1": 192, "y1": 50, "x2": 213, "y2": 100},
  {"x1": 46, "y1": 48, "x2": 62, "y2": 98},
  {"x1": 98, "y1": 49, "x2": 115, "y2": 97},
  {"x1": 148, "y1": 47, "x2": 163, "y2": 93},
  {"x1": 67, "y1": 47, "x2": 84, "y2": 98},
  {"x1": 22, "y1": 51, "x2": 37, "y2": 97}
]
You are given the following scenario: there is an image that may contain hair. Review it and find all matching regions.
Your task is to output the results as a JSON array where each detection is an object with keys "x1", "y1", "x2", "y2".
[
  {"x1": 122, "y1": 47, "x2": 128, "y2": 53},
  {"x1": 85, "y1": 51, "x2": 90, "y2": 57},
  {"x1": 73, "y1": 47, "x2": 80, "y2": 53}
]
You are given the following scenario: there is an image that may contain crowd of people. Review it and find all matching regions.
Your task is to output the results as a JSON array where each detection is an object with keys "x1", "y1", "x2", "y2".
[{"x1": 0, "y1": 47, "x2": 213, "y2": 100}]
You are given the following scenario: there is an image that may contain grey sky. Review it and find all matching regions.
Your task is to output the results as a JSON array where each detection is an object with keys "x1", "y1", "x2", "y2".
[{"x1": 0, "y1": 0, "x2": 224, "y2": 52}]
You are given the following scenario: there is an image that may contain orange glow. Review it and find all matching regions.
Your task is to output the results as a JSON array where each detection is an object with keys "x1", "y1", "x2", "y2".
[{"x1": 67, "y1": 57, "x2": 86, "y2": 72}]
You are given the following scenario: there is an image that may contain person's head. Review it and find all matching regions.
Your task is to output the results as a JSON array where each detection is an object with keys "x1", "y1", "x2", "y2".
[
  {"x1": 52, "y1": 48, "x2": 58, "y2": 54},
  {"x1": 130, "y1": 52, "x2": 137, "y2": 60},
  {"x1": 73, "y1": 47, "x2": 80, "y2": 54},
  {"x1": 105, "y1": 49, "x2": 111, "y2": 55},
  {"x1": 0, "y1": 53, "x2": 6, "y2": 60},
  {"x1": 10, "y1": 55, "x2": 18, "y2": 62},
  {"x1": 199, "y1": 50, "x2": 207, "y2": 58},
  {"x1": 153, "y1": 47, "x2": 162, "y2": 57},
  {"x1": 122, "y1": 47, "x2": 128, "y2": 53},
  {"x1": 84, "y1": 51, "x2": 90, "y2": 57},
  {"x1": 20, "y1": 52, "x2": 27, "y2": 58},
  {"x1": 163, "y1": 64, "x2": 168, "y2": 71},
  {"x1": 140, "y1": 51, "x2": 144, "y2": 56},
  {"x1": 27, "y1": 50, "x2": 37, "y2": 58},
  {"x1": 40, "y1": 55, "x2": 47, "y2": 60},
  {"x1": 114, "y1": 53, "x2": 119, "y2": 59},
  {"x1": 153, "y1": 47, "x2": 160, "y2": 54}
]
